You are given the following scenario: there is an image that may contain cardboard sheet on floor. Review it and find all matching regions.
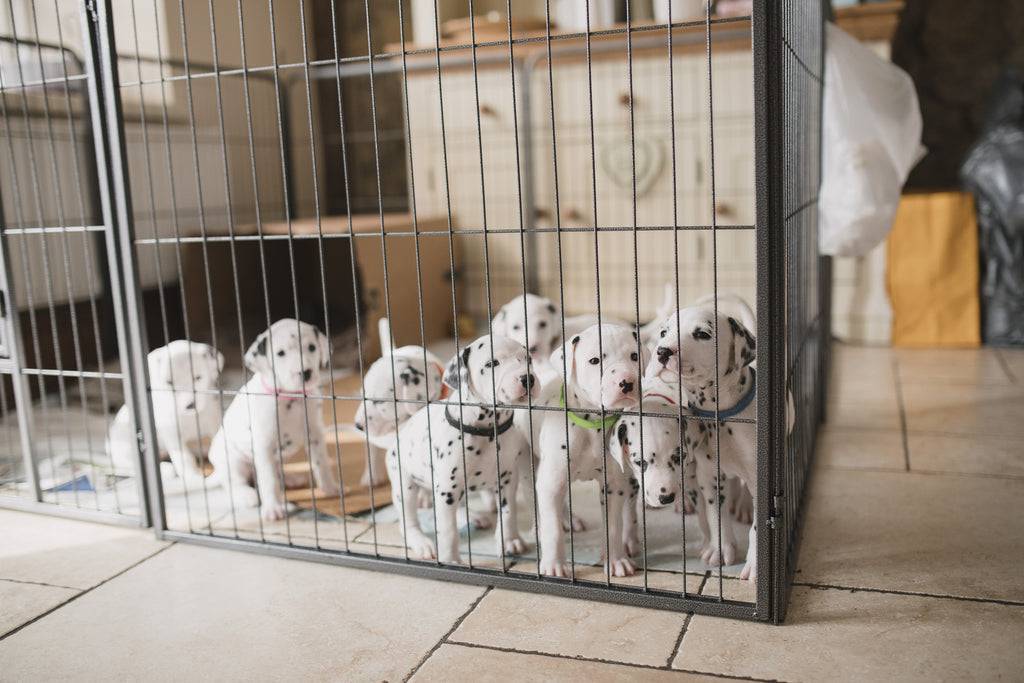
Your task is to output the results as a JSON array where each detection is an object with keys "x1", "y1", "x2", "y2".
[{"x1": 886, "y1": 191, "x2": 981, "y2": 347}]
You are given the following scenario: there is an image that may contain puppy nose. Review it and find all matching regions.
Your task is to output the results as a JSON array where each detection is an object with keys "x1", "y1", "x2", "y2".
[
  {"x1": 519, "y1": 374, "x2": 535, "y2": 389},
  {"x1": 354, "y1": 418, "x2": 365, "y2": 432},
  {"x1": 619, "y1": 379, "x2": 634, "y2": 394},
  {"x1": 302, "y1": 368, "x2": 312, "y2": 381},
  {"x1": 656, "y1": 346, "x2": 674, "y2": 365},
  {"x1": 658, "y1": 492, "x2": 676, "y2": 506},
  {"x1": 184, "y1": 401, "x2": 195, "y2": 411}
]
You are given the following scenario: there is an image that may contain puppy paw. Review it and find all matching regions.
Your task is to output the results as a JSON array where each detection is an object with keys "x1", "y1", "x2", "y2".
[
  {"x1": 700, "y1": 540, "x2": 738, "y2": 567},
  {"x1": 261, "y1": 501, "x2": 288, "y2": 522},
  {"x1": 607, "y1": 556, "x2": 637, "y2": 578},
  {"x1": 407, "y1": 532, "x2": 436, "y2": 560},
  {"x1": 740, "y1": 560, "x2": 757, "y2": 584},
  {"x1": 539, "y1": 559, "x2": 571, "y2": 577},
  {"x1": 499, "y1": 535, "x2": 528, "y2": 557},
  {"x1": 233, "y1": 487, "x2": 261, "y2": 509}
]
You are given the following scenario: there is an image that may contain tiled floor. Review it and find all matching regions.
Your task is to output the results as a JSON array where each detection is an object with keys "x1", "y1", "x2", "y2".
[{"x1": 1, "y1": 343, "x2": 1022, "y2": 682}]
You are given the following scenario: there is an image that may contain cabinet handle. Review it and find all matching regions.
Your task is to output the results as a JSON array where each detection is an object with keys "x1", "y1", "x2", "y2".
[
  {"x1": 535, "y1": 207, "x2": 551, "y2": 220},
  {"x1": 564, "y1": 207, "x2": 583, "y2": 221},
  {"x1": 716, "y1": 202, "x2": 734, "y2": 217},
  {"x1": 479, "y1": 103, "x2": 497, "y2": 117},
  {"x1": 618, "y1": 93, "x2": 631, "y2": 107}
]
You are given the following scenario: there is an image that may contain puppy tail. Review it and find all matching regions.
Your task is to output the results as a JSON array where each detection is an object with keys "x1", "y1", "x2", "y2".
[{"x1": 378, "y1": 318, "x2": 395, "y2": 357}]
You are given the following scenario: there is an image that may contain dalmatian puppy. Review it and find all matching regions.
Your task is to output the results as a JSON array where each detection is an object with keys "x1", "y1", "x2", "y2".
[
  {"x1": 107, "y1": 340, "x2": 224, "y2": 485},
  {"x1": 534, "y1": 323, "x2": 646, "y2": 578},
  {"x1": 491, "y1": 293, "x2": 633, "y2": 388},
  {"x1": 385, "y1": 334, "x2": 537, "y2": 564},
  {"x1": 208, "y1": 319, "x2": 339, "y2": 521},
  {"x1": 353, "y1": 318, "x2": 446, "y2": 488},
  {"x1": 647, "y1": 304, "x2": 760, "y2": 582}
]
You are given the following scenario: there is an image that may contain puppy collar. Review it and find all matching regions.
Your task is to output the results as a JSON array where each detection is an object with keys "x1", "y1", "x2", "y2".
[
  {"x1": 559, "y1": 385, "x2": 619, "y2": 430},
  {"x1": 688, "y1": 370, "x2": 756, "y2": 419},
  {"x1": 444, "y1": 408, "x2": 515, "y2": 438},
  {"x1": 430, "y1": 360, "x2": 450, "y2": 400},
  {"x1": 259, "y1": 375, "x2": 313, "y2": 401},
  {"x1": 642, "y1": 392, "x2": 678, "y2": 405}
]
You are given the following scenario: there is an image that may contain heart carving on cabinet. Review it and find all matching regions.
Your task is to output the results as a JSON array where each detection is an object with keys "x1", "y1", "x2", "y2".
[{"x1": 599, "y1": 136, "x2": 664, "y2": 197}]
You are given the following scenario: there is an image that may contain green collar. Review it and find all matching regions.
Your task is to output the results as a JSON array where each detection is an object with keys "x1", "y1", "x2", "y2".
[{"x1": 559, "y1": 385, "x2": 620, "y2": 430}]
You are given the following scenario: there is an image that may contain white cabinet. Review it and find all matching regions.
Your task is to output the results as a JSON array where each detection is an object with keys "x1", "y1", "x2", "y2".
[{"x1": 403, "y1": 34, "x2": 758, "y2": 325}]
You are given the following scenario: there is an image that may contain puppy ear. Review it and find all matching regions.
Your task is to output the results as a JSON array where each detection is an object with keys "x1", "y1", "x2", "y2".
[
  {"x1": 216, "y1": 350, "x2": 225, "y2": 373},
  {"x1": 549, "y1": 334, "x2": 579, "y2": 383},
  {"x1": 608, "y1": 421, "x2": 629, "y2": 473},
  {"x1": 726, "y1": 316, "x2": 756, "y2": 373},
  {"x1": 148, "y1": 347, "x2": 173, "y2": 387},
  {"x1": 491, "y1": 306, "x2": 508, "y2": 336},
  {"x1": 316, "y1": 327, "x2": 330, "y2": 370},
  {"x1": 244, "y1": 330, "x2": 271, "y2": 375},
  {"x1": 443, "y1": 345, "x2": 472, "y2": 393}
]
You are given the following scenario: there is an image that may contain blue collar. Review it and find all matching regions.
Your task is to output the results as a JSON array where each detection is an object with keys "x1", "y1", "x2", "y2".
[{"x1": 688, "y1": 370, "x2": 756, "y2": 419}]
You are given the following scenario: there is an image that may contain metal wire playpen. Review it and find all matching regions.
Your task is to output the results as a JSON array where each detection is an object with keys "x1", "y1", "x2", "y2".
[{"x1": 0, "y1": 0, "x2": 828, "y2": 623}]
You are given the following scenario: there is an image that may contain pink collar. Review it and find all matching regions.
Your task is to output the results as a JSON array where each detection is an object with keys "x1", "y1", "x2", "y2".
[
  {"x1": 259, "y1": 375, "x2": 314, "y2": 401},
  {"x1": 642, "y1": 392, "x2": 678, "y2": 405}
]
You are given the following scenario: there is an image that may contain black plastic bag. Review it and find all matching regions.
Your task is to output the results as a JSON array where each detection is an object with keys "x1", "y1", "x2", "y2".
[{"x1": 960, "y1": 67, "x2": 1024, "y2": 346}]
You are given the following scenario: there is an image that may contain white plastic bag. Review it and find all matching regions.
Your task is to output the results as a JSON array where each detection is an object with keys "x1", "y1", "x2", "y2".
[{"x1": 818, "y1": 22, "x2": 925, "y2": 257}]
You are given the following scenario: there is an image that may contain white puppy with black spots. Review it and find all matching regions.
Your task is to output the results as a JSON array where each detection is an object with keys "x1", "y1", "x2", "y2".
[
  {"x1": 108, "y1": 340, "x2": 224, "y2": 485},
  {"x1": 647, "y1": 304, "x2": 760, "y2": 582},
  {"x1": 208, "y1": 319, "x2": 339, "y2": 521},
  {"x1": 385, "y1": 334, "x2": 536, "y2": 564},
  {"x1": 534, "y1": 323, "x2": 645, "y2": 578},
  {"x1": 353, "y1": 318, "x2": 447, "y2": 487}
]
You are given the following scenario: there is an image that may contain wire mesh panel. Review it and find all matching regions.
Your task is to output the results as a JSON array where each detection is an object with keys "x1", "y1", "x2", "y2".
[
  {"x1": 0, "y1": 4, "x2": 146, "y2": 524},
  {"x1": 1, "y1": 0, "x2": 826, "y2": 622}
]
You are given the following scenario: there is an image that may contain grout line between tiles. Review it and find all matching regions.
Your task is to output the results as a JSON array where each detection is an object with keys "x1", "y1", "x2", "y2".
[
  {"x1": 667, "y1": 612, "x2": 693, "y2": 668},
  {"x1": 403, "y1": 585, "x2": 492, "y2": 683},
  {"x1": 814, "y1": 464, "x2": 1024, "y2": 482},
  {"x1": 993, "y1": 349, "x2": 1018, "y2": 384},
  {"x1": 0, "y1": 542, "x2": 177, "y2": 642},
  {"x1": 0, "y1": 577, "x2": 81, "y2": 591},
  {"x1": 892, "y1": 359, "x2": 911, "y2": 472},
  {"x1": 792, "y1": 582, "x2": 1024, "y2": 607},
  {"x1": 438, "y1": 639, "x2": 789, "y2": 682}
]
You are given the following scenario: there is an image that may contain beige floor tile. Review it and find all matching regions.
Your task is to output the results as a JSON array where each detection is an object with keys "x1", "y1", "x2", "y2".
[
  {"x1": 900, "y1": 381, "x2": 1024, "y2": 437},
  {"x1": 450, "y1": 588, "x2": 686, "y2": 667},
  {"x1": 0, "y1": 510, "x2": 169, "y2": 590},
  {"x1": 0, "y1": 579, "x2": 79, "y2": 637},
  {"x1": 996, "y1": 347, "x2": 1024, "y2": 383},
  {"x1": 908, "y1": 432, "x2": 1024, "y2": 478},
  {"x1": 797, "y1": 468, "x2": 1024, "y2": 601},
  {"x1": 413, "y1": 643, "x2": 717, "y2": 682},
  {"x1": 895, "y1": 347, "x2": 1014, "y2": 384},
  {"x1": 674, "y1": 585, "x2": 1024, "y2": 681},
  {"x1": 814, "y1": 427, "x2": 906, "y2": 471},
  {"x1": 825, "y1": 396, "x2": 902, "y2": 431},
  {"x1": 0, "y1": 543, "x2": 485, "y2": 682}
]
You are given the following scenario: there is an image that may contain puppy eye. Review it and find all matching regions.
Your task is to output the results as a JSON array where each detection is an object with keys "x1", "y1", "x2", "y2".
[
  {"x1": 695, "y1": 330, "x2": 712, "y2": 340},
  {"x1": 308, "y1": 344, "x2": 316, "y2": 352},
  {"x1": 512, "y1": 325, "x2": 521, "y2": 331},
  {"x1": 276, "y1": 349, "x2": 285, "y2": 357},
  {"x1": 660, "y1": 329, "x2": 667, "y2": 338},
  {"x1": 484, "y1": 360, "x2": 500, "y2": 368},
  {"x1": 538, "y1": 321, "x2": 547, "y2": 328},
  {"x1": 630, "y1": 352, "x2": 638, "y2": 361},
  {"x1": 588, "y1": 357, "x2": 600, "y2": 365}
]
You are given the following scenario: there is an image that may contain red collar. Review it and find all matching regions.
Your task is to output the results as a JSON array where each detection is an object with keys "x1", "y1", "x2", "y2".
[
  {"x1": 642, "y1": 392, "x2": 678, "y2": 405},
  {"x1": 259, "y1": 375, "x2": 314, "y2": 401}
]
